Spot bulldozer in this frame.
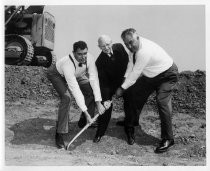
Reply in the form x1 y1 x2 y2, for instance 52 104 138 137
5 5 55 67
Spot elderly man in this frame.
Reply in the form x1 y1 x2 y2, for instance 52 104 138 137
46 41 105 149
116 28 178 153
93 35 129 143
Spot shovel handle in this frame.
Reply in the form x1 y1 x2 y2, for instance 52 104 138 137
66 114 100 150
66 100 112 150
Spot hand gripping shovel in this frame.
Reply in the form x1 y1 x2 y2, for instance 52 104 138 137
66 100 112 150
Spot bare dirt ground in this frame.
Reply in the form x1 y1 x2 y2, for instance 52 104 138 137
4 66 206 166
5 100 206 166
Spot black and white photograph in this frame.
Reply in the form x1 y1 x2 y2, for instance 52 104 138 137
1 0 209 170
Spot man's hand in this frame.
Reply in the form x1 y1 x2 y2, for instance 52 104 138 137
103 100 112 109
115 87 125 98
83 110 93 124
96 101 106 115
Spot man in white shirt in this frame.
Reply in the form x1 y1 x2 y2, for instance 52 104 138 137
116 28 178 153
47 41 105 149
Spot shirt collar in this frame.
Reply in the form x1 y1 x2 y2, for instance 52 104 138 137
107 48 113 57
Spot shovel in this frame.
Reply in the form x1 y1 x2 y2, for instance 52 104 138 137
66 100 112 150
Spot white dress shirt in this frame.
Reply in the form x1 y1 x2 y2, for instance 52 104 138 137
122 37 173 90
56 52 102 111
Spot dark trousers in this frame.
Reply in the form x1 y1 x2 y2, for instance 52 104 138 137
124 63 178 140
96 86 115 136
96 83 140 136
46 65 95 133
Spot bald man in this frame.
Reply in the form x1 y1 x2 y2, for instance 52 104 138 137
93 35 129 143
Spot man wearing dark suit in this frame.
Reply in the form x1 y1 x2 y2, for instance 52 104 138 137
93 35 129 143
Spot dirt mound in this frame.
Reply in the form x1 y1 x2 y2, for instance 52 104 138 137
147 70 206 117
173 70 206 115
5 65 206 116
5 66 56 102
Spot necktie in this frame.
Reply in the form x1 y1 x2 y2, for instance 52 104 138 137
133 53 136 64
78 63 83 67
109 53 115 61
108 52 112 57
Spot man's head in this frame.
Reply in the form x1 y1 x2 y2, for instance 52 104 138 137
98 35 112 54
73 41 88 64
121 28 140 53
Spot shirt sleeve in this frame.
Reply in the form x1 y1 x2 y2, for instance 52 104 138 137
62 62 87 112
122 51 151 89
87 54 102 102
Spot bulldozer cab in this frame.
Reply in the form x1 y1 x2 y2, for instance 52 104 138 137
32 12 55 51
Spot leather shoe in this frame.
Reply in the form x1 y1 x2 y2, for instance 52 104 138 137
127 133 135 145
55 132 67 149
93 135 102 143
155 139 174 153
125 127 135 145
